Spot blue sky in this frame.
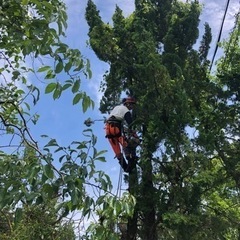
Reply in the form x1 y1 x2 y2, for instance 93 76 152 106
28 0 239 191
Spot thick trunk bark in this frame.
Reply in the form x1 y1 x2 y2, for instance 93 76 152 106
141 156 157 240
127 168 138 240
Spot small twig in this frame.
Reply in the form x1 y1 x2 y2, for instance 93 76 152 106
85 181 115 196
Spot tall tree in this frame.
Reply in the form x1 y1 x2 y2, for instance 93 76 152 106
86 0 240 239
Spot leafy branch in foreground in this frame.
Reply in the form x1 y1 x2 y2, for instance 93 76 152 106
0 1 136 239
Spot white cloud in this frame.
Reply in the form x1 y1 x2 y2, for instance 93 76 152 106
200 0 239 37
86 73 105 109
94 0 135 21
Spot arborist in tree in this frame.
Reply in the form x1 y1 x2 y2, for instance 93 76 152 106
105 97 140 173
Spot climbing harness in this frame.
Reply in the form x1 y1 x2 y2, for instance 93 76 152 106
105 116 122 138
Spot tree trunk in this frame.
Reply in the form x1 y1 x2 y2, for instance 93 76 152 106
141 156 157 240
127 168 138 240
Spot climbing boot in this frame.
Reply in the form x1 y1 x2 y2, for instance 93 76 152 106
126 159 136 173
126 154 140 173
117 154 128 172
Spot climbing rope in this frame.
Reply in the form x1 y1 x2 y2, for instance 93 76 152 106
210 0 231 71
116 165 123 199
115 166 123 234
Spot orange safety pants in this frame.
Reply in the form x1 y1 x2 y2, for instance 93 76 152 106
105 122 127 158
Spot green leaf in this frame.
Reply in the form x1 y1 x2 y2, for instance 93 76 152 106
86 59 92 78
45 82 57 93
64 61 72 72
72 79 80 93
25 192 39 203
73 93 82 105
41 135 48 138
35 196 43 205
100 178 108 191
55 61 64 73
115 201 122 215
94 150 107 158
45 70 56 79
14 208 23 225
53 85 62 100
43 183 55 197
12 70 20 79
30 85 40 105
71 188 79 207
54 147 64 153
73 59 84 71
45 138 58 147
22 0 28 5
42 1 54 10
92 135 97 146
96 195 105 206
38 66 51 72
24 102 31 111
43 164 54 179
82 95 91 113
62 83 72 90
57 19 63 36
95 157 106 162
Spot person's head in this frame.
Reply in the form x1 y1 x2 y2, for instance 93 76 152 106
122 97 136 110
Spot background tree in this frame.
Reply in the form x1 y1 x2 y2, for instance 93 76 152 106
0 201 75 240
86 0 240 239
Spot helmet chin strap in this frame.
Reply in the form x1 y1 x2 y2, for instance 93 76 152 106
126 103 132 109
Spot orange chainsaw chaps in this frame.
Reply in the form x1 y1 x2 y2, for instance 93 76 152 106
105 123 128 157
105 123 120 137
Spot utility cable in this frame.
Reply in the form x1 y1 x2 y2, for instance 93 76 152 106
210 0 231 71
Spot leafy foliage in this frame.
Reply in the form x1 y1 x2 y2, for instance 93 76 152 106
0 203 75 240
0 0 136 239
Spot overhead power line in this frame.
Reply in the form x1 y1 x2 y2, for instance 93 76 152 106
210 0 231 71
